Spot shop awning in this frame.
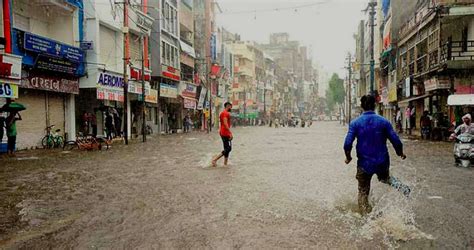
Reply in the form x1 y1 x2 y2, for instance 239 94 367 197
180 41 196 58
448 94 474 106
398 94 431 105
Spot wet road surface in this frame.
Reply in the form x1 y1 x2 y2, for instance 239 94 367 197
0 122 473 249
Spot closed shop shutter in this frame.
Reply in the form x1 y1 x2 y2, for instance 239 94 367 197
16 89 46 149
15 90 65 149
48 93 66 138
99 25 119 72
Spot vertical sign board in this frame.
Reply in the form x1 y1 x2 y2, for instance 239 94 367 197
197 87 207 110
405 77 411 97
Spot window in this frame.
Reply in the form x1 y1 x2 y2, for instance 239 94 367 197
170 10 175 34
164 3 170 31
171 45 175 67
166 43 171 65
161 41 165 64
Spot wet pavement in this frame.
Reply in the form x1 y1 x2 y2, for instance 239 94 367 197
0 122 473 249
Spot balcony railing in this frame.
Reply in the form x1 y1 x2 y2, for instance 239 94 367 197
441 40 474 62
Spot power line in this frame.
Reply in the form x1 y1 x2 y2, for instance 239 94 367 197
219 0 331 15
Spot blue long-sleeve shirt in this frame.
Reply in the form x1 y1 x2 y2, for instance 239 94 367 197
344 111 403 175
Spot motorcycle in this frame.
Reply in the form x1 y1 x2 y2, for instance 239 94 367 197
453 133 474 168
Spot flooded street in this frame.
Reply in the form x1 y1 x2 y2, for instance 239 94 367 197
1 122 473 249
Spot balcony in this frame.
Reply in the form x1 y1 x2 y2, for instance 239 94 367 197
440 40 474 69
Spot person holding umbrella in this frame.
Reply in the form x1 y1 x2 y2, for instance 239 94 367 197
2 99 25 155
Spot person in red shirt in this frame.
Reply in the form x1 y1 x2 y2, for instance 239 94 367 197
212 102 233 167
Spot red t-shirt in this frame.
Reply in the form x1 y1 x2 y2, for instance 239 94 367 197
219 110 232 137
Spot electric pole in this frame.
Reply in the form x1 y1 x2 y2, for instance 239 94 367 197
346 53 353 124
122 0 130 145
368 0 377 96
141 35 146 143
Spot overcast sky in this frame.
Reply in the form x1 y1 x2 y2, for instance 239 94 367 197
216 0 369 79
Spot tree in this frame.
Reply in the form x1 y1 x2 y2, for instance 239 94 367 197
325 73 345 112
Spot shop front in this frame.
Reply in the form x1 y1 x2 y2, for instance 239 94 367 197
159 82 180 134
77 69 125 138
0 53 22 150
11 30 84 149
179 81 198 131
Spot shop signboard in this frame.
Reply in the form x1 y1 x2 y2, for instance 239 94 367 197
405 77 411 97
179 81 197 98
35 55 79 75
161 65 181 81
96 71 125 101
128 81 151 95
0 83 18 98
22 75 80 94
424 77 450 92
97 71 124 88
97 88 124 102
197 87 207 110
80 41 94 50
145 89 158 104
24 32 84 62
160 83 178 98
0 53 22 81
183 98 197 109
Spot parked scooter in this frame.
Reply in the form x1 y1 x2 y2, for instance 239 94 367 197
453 133 474 168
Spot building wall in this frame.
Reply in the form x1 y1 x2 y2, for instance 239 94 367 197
12 0 78 45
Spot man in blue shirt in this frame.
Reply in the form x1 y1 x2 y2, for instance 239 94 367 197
344 95 406 214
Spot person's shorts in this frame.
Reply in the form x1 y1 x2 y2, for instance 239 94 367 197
221 136 232 158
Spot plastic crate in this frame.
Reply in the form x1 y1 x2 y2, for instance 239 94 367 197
0 143 7 153
0 142 15 153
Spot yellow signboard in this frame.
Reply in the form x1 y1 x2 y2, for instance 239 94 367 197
388 87 397 103
0 83 19 98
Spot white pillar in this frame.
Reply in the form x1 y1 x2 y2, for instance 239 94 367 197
65 94 76 141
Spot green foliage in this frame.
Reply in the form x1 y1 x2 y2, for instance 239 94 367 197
325 73 346 112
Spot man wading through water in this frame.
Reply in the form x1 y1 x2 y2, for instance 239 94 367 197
344 95 407 215
212 102 233 167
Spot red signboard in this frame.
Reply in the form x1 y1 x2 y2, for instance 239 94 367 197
163 71 180 81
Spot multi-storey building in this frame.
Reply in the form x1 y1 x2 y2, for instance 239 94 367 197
4 0 85 149
79 0 154 140
394 0 474 136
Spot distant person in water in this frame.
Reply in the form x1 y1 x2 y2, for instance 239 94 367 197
344 95 407 215
212 102 233 167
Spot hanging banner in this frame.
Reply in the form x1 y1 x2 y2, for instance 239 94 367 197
197 87 207 110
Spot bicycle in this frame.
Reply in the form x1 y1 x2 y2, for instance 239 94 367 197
42 125 64 149
63 133 109 151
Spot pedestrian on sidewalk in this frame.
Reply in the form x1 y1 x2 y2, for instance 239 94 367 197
105 109 115 141
6 110 22 156
344 95 407 215
212 102 233 167
420 111 432 140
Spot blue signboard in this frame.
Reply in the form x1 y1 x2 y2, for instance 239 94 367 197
24 32 84 63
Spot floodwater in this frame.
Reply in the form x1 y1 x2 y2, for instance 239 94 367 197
0 122 472 249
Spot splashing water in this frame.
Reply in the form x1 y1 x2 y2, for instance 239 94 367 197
199 153 216 168
334 174 434 248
